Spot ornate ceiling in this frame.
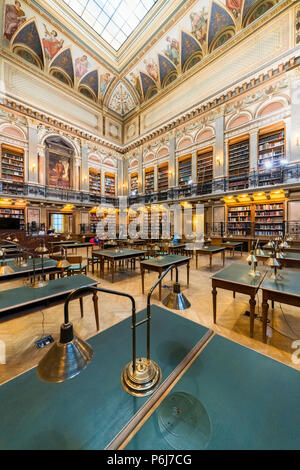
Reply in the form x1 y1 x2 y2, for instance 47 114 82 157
2 0 283 118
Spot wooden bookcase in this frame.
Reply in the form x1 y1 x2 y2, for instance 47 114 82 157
178 155 192 187
105 173 115 196
158 164 168 192
258 127 285 186
197 148 213 185
254 202 284 237
1 145 24 182
130 172 138 193
145 168 154 194
227 199 285 238
227 205 252 236
89 168 101 194
0 207 25 230
228 138 250 191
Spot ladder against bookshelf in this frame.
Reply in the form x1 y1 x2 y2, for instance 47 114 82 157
158 164 168 192
227 205 251 236
228 138 250 191
197 148 213 185
105 172 115 196
1 145 24 183
255 202 284 237
145 168 155 194
89 168 101 194
130 172 138 193
0 207 25 230
178 155 192 187
258 128 285 171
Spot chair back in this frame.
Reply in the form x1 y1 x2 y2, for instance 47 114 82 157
67 256 82 267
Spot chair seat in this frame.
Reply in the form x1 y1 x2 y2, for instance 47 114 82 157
68 264 87 271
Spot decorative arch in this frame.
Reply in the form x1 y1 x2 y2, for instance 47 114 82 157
79 69 99 100
256 100 285 118
0 123 26 140
144 153 155 163
177 136 193 151
145 86 159 101
50 47 74 86
157 147 169 159
158 54 177 87
209 26 235 52
103 158 117 168
208 2 235 50
130 159 139 168
78 86 96 101
181 30 202 72
11 19 44 69
243 0 276 27
140 72 157 101
195 128 214 143
41 133 78 155
107 81 136 116
227 112 252 130
88 154 102 164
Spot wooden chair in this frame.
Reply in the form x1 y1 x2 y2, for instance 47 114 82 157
67 256 87 275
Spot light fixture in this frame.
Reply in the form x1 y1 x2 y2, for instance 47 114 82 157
297 136 300 147
264 161 273 169
162 266 191 310
0 248 12 276
247 250 260 278
6 235 12 241
38 285 162 398
216 156 221 165
31 163 36 171
266 254 283 280
31 244 48 288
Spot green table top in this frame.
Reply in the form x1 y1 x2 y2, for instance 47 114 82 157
212 263 265 287
7 258 57 273
49 240 77 245
0 274 97 313
62 243 93 248
93 248 145 258
221 241 243 247
198 246 226 253
0 307 209 450
260 251 300 261
140 255 190 268
261 269 300 297
126 335 300 450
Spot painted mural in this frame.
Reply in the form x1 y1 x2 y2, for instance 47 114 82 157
2 0 116 100
48 152 71 189
125 0 278 102
108 82 136 116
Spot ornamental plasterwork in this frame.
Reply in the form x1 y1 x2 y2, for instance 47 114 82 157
108 82 136 117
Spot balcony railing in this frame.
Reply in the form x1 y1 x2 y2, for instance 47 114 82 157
1 162 300 207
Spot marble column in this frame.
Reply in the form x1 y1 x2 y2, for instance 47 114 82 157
27 121 39 184
168 132 176 187
214 114 226 179
81 142 89 191
249 129 259 171
192 151 197 183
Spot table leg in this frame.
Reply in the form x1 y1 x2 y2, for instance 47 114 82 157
187 262 190 287
212 285 217 324
141 267 145 294
159 270 162 301
210 254 212 271
111 260 115 283
233 291 236 299
93 291 100 331
240 246 243 257
262 295 269 344
196 253 198 270
249 295 256 338
222 250 225 267
79 297 84 318
92 255 95 274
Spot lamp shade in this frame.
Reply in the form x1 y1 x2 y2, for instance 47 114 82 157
247 252 257 264
35 245 48 254
56 259 71 269
162 282 191 310
266 256 281 268
13 237 19 243
265 240 274 249
37 323 93 383
6 235 12 241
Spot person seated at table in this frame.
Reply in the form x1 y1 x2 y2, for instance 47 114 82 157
172 233 180 244
89 236 101 247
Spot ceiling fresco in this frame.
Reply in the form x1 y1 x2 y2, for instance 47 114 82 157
2 0 281 116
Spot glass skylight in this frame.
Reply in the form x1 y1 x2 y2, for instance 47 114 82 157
63 0 158 51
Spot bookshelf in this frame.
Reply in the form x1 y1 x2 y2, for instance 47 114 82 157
178 156 192 187
158 164 168 192
1 145 24 182
0 207 25 230
89 168 101 194
227 205 252 236
258 128 285 186
255 202 284 237
105 173 115 196
197 149 213 185
228 139 249 191
145 168 154 194
130 173 138 193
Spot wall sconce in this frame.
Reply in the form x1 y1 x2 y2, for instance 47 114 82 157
31 163 36 172
83 176 87 183
297 136 300 147
216 156 221 166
